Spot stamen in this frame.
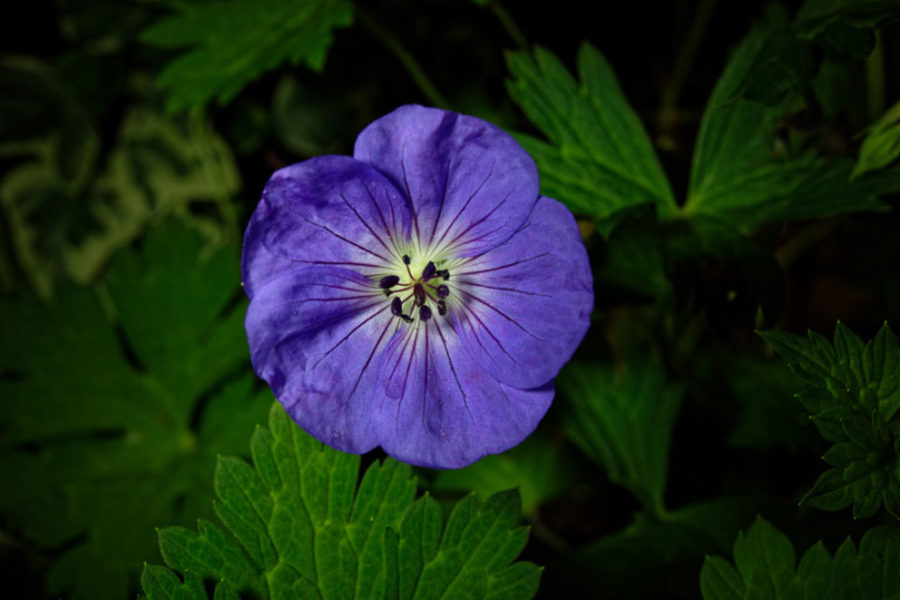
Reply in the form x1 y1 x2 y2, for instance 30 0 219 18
391 297 403 316
436 284 449 298
419 305 433 321
379 275 400 289
413 284 426 306
437 269 450 280
402 254 411 265
437 300 447 316
422 261 437 280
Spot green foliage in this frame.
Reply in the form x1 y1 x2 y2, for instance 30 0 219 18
759 323 900 519
1 67 240 298
738 5 816 105
854 101 900 179
505 43 676 232
795 0 900 59
726 356 818 450
683 17 887 231
431 432 580 516
0 221 270 600
558 360 683 514
142 0 354 113
142 403 542 600
700 516 900 599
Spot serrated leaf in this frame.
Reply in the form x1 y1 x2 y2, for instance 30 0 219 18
558 360 683 513
854 101 900 179
142 0 354 113
701 517 900 599
505 43 675 230
0 221 271 600
759 323 900 519
684 17 887 231
143 404 542 599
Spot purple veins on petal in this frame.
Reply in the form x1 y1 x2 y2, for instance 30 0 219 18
243 104 593 469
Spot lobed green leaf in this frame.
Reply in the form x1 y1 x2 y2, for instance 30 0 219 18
142 404 542 599
142 0 354 113
0 221 271 600
701 516 900 599
557 360 683 514
505 43 676 231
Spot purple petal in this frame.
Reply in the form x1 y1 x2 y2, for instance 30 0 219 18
242 155 411 299
371 317 554 468
246 266 396 454
449 196 593 388
353 105 539 257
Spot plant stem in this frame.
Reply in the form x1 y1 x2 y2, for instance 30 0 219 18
356 6 451 109
657 0 717 150
488 2 528 50
865 28 886 122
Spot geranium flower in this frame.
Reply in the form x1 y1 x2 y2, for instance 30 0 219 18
243 105 593 468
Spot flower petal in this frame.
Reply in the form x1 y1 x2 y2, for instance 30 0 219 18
241 155 411 299
371 318 554 468
449 196 593 388
246 266 397 454
353 105 539 257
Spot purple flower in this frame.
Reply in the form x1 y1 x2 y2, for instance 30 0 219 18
243 105 593 468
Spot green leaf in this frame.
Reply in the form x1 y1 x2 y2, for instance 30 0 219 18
142 0 354 113
431 431 581 516
759 323 900 519
505 43 676 230
739 5 816 105
701 516 900 599
853 101 900 179
684 18 888 231
143 403 542 599
795 0 900 59
0 221 271 600
558 360 683 513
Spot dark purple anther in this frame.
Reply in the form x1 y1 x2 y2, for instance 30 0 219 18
437 269 450 280
380 275 400 289
414 284 426 306
422 261 437 280
436 284 449 298
437 300 447 316
402 254 411 265
419 305 433 321
391 297 403 316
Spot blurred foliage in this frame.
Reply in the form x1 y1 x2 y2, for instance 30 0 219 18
142 404 541 600
701 517 900 599
0 222 271 600
142 0 354 113
854 100 900 178
0 59 240 297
